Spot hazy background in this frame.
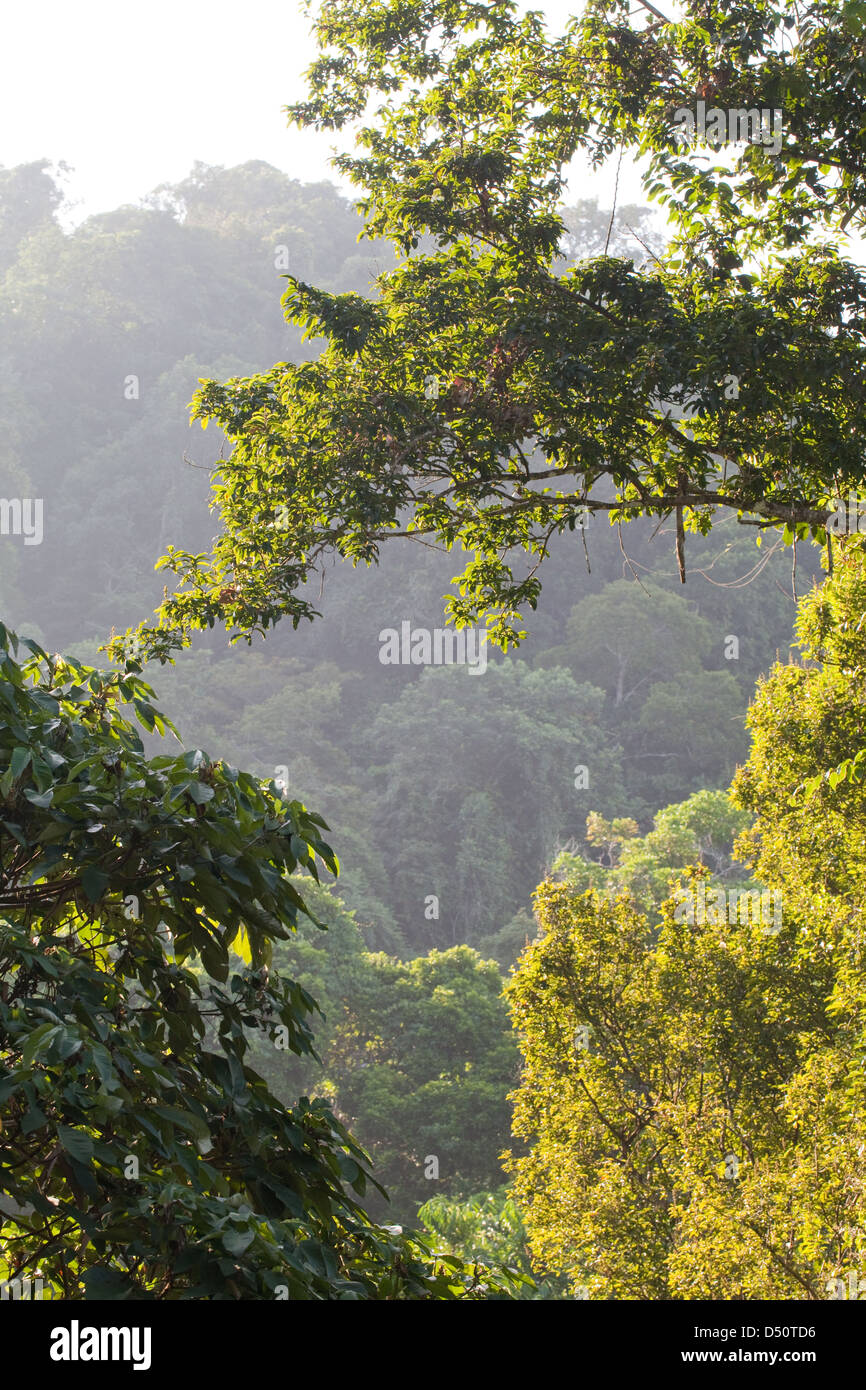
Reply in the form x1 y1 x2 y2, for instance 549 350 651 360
3 0 650 224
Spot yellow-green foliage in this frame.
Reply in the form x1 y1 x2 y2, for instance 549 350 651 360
505 541 866 1300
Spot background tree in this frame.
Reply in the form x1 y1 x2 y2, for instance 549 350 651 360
552 790 753 921
320 945 518 1223
362 660 625 949
537 582 714 710
418 1187 567 1299
0 160 65 275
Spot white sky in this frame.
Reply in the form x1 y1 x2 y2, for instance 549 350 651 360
0 0 646 224
4 0 860 264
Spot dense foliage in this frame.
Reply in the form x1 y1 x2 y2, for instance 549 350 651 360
111 0 866 660
0 626 511 1298
506 541 866 1298
0 155 810 952
4 0 865 1303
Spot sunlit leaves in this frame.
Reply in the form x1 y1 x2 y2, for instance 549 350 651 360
112 2 866 660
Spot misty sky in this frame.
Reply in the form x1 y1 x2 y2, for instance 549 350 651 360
6 0 862 265
2 0 643 223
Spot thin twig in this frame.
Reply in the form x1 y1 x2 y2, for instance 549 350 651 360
633 0 673 23
624 221 666 269
618 520 652 596
604 144 625 257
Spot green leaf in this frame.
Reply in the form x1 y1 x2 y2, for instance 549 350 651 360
222 1227 255 1256
21 1023 60 1066
152 1105 211 1144
9 746 31 779
0 1075 21 1102
22 1105 48 1134
23 788 54 808
81 866 109 902
58 1125 94 1165
83 1267 135 1300
187 781 215 805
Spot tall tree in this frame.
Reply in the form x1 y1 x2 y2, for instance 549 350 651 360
114 0 866 663
505 540 866 1298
